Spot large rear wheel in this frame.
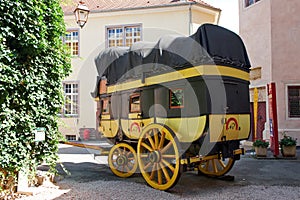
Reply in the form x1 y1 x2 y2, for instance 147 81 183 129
137 124 181 191
108 142 138 178
198 154 235 177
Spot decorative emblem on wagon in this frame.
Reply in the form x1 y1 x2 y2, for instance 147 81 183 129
225 117 240 131
130 122 141 135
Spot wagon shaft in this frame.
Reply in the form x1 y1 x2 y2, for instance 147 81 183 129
61 141 110 155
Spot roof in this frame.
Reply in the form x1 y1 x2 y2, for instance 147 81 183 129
93 24 251 89
62 0 220 14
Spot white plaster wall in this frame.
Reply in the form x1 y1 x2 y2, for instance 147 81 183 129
61 5 218 137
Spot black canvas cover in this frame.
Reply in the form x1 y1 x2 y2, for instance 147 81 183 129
92 24 251 97
94 46 130 84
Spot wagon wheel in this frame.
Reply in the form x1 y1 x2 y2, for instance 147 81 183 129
108 142 138 178
137 124 181 191
198 154 235 177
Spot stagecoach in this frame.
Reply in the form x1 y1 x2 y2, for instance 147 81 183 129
92 24 251 190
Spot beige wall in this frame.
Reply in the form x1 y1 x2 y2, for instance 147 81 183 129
61 5 219 139
239 0 300 141
239 0 272 87
271 0 300 136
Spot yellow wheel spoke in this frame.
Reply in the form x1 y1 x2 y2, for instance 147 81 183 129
217 159 226 169
160 163 170 182
150 164 156 180
146 133 156 150
162 154 176 159
157 168 162 185
140 153 148 158
212 159 218 173
125 166 130 172
141 142 153 152
117 148 122 155
158 131 165 150
162 159 175 172
205 161 209 171
153 128 159 149
160 141 172 154
144 161 153 171
126 151 132 157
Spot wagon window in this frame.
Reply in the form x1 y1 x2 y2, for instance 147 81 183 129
130 94 140 113
101 98 110 114
170 88 184 108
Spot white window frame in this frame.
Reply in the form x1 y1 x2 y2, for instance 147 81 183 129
64 28 80 57
245 0 261 7
286 84 300 120
105 24 142 48
62 81 80 117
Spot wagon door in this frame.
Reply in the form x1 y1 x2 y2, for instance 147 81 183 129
99 97 118 138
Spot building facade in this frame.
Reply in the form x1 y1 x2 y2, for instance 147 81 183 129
61 0 220 140
239 0 300 142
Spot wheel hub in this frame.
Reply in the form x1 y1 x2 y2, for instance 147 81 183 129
116 155 128 166
149 150 161 163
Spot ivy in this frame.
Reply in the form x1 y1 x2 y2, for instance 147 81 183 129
0 0 71 192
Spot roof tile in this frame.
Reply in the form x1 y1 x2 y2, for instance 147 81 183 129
62 0 219 14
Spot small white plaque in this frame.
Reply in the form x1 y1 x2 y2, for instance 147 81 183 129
34 127 46 142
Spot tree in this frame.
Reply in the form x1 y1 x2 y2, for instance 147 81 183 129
0 0 71 193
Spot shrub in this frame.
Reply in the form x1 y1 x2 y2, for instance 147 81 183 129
280 135 297 147
253 139 269 148
0 0 71 195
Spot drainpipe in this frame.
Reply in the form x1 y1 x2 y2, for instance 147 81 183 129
189 3 192 35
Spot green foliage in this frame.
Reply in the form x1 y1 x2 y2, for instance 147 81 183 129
253 139 269 148
0 0 71 183
280 135 297 147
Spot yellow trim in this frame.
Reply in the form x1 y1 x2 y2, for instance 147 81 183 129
107 65 249 93
101 115 111 120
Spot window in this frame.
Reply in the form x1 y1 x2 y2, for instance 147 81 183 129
66 135 76 141
106 24 142 47
63 82 79 116
245 0 260 7
64 30 79 56
170 88 184 109
288 86 300 118
101 98 110 114
130 94 140 113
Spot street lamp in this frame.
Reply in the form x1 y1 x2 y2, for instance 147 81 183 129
74 1 90 28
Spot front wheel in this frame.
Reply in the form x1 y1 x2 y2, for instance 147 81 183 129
137 123 181 191
108 142 138 178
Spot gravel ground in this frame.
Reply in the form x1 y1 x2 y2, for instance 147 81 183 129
17 144 300 200
20 178 300 200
